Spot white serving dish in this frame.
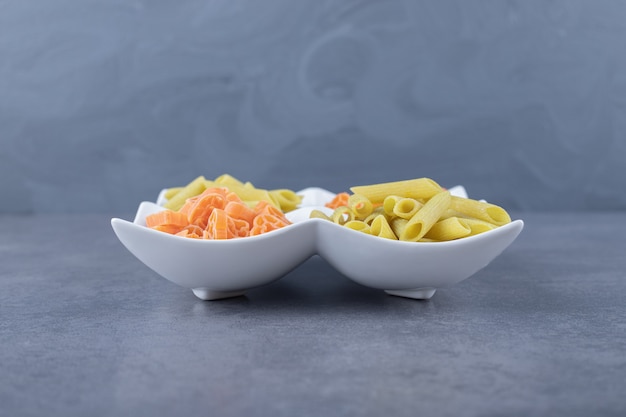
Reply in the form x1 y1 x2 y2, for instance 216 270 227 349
111 186 523 301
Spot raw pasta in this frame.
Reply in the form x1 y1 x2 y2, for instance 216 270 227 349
269 189 302 212
399 191 451 241
162 174 303 213
343 220 371 234
348 194 374 219
423 217 471 241
391 198 423 220
382 195 403 216
310 209 332 221
163 176 208 211
350 178 443 204
449 196 511 226
148 179 294 239
363 207 387 225
331 206 354 225
370 215 397 240
312 177 512 242
457 217 498 236
389 217 408 239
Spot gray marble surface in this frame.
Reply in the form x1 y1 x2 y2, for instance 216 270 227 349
1 212 625 417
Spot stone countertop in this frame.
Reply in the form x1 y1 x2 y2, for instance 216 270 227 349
1 212 625 417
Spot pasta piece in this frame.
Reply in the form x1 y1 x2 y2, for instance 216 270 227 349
370 215 398 240
250 202 292 235
392 198 423 220
457 217 498 236
438 208 462 220
226 185 280 208
309 209 332 221
254 201 290 221
214 174 245 188
325 192 350 209
450 196 511 226
146 210 189 229
203 208 250 239
343 220 371 234
382 195 403 216
331 206 354 225
228 216 250 238
152 224 186 235
164 187 183 200
348 194 374 220
224 201 257 227
239 200 259 209
423 217 471 241
225 191 243 203
269 189 302 212
362 207 388 225
163 176 207 211
175 224 205 239
253 200 272 214
389 217 408 239
350 178 443 204
185 190 227 229
205 208 230 240
400 191 451 242
178 187 226 215
250 213 290 236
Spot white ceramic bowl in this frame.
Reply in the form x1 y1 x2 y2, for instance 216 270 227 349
111 186 523 300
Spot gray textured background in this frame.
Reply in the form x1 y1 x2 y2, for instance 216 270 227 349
1 0 625 213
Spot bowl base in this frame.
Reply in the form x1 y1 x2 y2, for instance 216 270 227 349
385 288 437 300
192 288 246 301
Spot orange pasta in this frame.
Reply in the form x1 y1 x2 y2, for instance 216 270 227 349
258 202 290 222
205 208 230 240
250 213 290 236
225 191 242 203
224 201 257 227
325 192 350 209
228 217 250 238
146 210 189 229
252 200 272 214
179 188 226 214
249 202 291 236
152 224 186 235
186 193 226 229
175 224 205 239
147 183 291 239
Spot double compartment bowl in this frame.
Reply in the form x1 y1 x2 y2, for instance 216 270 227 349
111 186 524 301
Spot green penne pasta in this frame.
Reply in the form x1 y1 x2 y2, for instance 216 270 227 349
343 220 371 234
348 194 374 220
400 191 451 242
424 217 471 241
370 215 398 240
457 217 498 236
310 209 332 221
450 196 511 226
392 198 423 220
269 189 302 212
163 176 207 211
350 178 443 204
332 206 354 225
